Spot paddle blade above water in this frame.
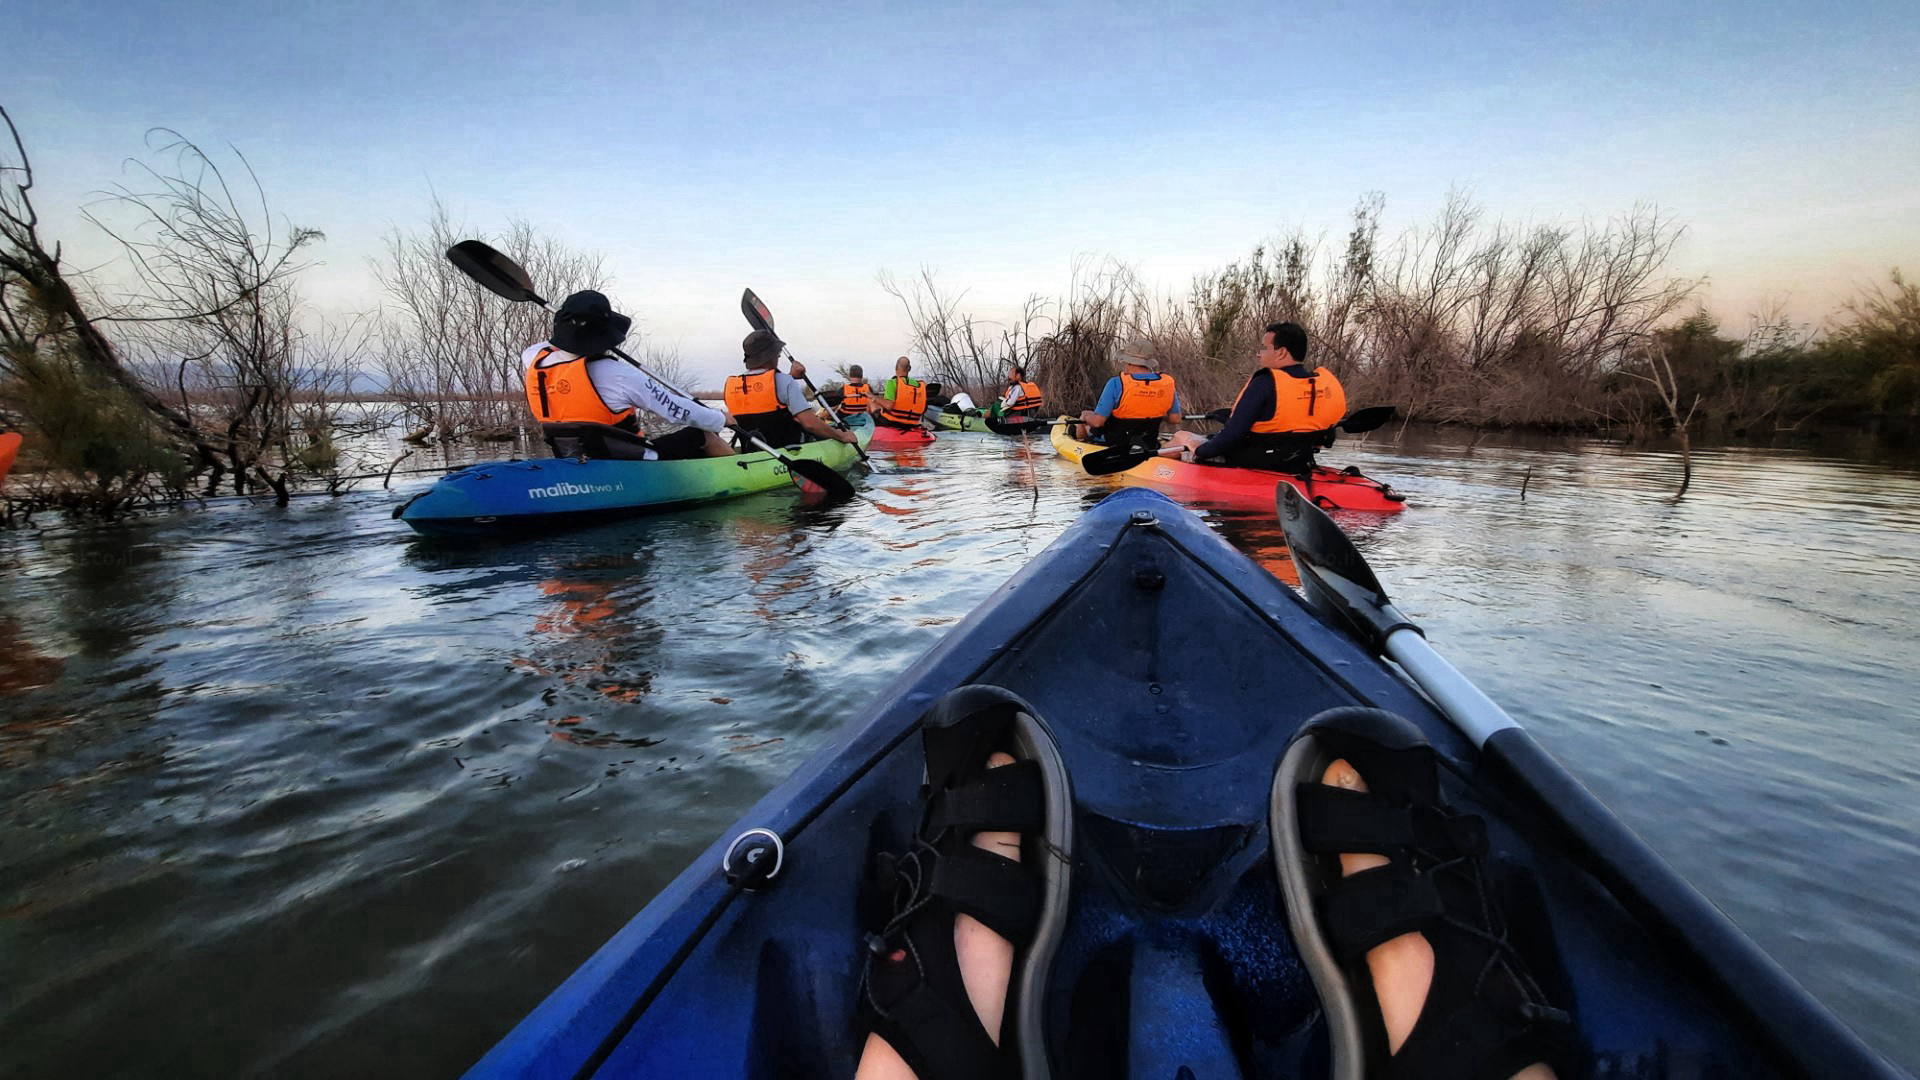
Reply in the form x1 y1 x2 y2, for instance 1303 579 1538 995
447 241 545 305
1277 486 1406 649
741 289 775 332
1338 405 1395 434
1080 442 1156 476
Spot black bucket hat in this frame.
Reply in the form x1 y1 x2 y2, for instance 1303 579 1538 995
551 291 632 356
742 328 786 367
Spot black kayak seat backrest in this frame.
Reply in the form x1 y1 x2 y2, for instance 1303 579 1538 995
540 422 653 461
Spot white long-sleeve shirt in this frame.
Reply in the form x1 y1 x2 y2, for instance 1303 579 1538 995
522 342 727 433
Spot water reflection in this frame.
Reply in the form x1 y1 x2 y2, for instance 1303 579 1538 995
0 428 1916 1075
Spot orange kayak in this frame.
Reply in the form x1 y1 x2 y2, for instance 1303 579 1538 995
0 432 20 490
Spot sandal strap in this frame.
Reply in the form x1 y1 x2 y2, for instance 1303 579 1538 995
1317 862 1446 962
867 976 1008 1080
927 759 1043 835
929 848 1039 943
1296 784 1487 857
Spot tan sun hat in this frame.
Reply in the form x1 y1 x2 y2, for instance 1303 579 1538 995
1112 338 1160 371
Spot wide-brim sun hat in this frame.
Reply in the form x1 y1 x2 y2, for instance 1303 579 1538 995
551 290 632 356
1112 338 1160 371
742 329 787 365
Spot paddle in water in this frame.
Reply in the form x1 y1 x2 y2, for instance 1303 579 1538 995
1080 405 1396 476
445 241 856 504
740 288 872 462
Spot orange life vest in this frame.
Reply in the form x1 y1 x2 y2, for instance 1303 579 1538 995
880 377 927 426
1111 372 1177 420
1239 366 1347 434
725 369 808 446
840 380 872 411
524 347 635 427
1005 379 1044 414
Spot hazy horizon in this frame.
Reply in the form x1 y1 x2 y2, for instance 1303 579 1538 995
8 1 1916 385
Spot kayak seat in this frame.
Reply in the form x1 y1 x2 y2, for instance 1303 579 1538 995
539 421 654 461
1272 707 1573 1080
857 686 1073 1080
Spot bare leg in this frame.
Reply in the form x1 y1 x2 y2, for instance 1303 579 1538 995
1322 759 1557 1080
855 751 1021 1079
700 431 735 457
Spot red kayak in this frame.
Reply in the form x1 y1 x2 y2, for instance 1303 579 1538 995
1052 423 1405 513
868 423 935 450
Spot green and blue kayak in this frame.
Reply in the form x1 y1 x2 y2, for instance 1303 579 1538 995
395 421 871 535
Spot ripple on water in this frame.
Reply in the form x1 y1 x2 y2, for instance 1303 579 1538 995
0 428 1916 1074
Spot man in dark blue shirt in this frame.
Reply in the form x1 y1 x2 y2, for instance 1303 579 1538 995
1160 321 1346 473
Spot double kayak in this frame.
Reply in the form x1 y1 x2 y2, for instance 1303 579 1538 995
395 420 871 535
1052 421 1406 513
468 489 1900 1079
869 422 936 449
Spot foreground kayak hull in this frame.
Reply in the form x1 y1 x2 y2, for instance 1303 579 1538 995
1052 421 1406 513
868 423 936 449
397 423 870 535
468 489 1898 1079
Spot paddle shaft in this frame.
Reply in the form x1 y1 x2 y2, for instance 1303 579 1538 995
738 288 873 459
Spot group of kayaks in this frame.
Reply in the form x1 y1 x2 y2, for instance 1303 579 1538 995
396 404 1401 535
465 488 1905 1079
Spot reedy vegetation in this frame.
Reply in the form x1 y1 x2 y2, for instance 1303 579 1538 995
885 193 1917 441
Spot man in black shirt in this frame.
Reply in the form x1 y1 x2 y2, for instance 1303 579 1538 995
1159 321 1346 473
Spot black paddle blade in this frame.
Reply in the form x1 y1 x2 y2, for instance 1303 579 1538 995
1338 405 1396 434
785 457 855 503
1278 487 1415 649
1080 441 1156 476
741 288 775 332
447 241 546 305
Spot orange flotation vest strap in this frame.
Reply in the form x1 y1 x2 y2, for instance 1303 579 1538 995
524 347 636 429
880 377 927 426
1111 372 1176 420
1005 379 1045 414
1242 366 1347 434
725 369 808 446
840 380 872 411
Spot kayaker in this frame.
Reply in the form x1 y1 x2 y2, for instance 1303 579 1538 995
839 365 874 415
851 694 1568 1080
523 291 734 460
1076 338 1183 449
727 329 861 448
1159 321 1346 472
998 366 1045 419
875 356 930 432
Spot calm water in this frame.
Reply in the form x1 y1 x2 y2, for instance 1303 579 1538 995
2 429 1917 1077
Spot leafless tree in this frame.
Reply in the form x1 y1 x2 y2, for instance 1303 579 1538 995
375 203 609 438
1 108 215 471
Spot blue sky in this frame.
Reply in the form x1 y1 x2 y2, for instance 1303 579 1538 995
8 0 1918 382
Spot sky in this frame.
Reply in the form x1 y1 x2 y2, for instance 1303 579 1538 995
6 0 1918 385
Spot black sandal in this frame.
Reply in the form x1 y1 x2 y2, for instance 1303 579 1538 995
858 685 1074 1080
1271 707 1571 1080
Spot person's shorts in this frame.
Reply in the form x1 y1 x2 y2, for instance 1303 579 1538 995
647 426 712 461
